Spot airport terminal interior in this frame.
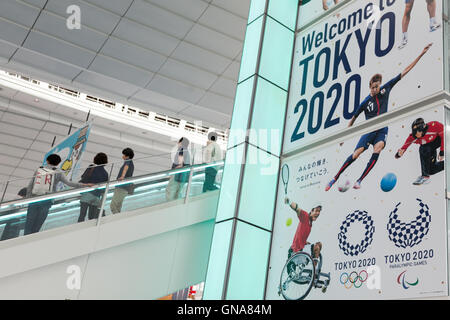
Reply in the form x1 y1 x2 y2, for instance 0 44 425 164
0 0 449 300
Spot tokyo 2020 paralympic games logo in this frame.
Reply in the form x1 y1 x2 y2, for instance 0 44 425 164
397 271 419 289
338 210 375 256
387 199 431 249
340 270 368 289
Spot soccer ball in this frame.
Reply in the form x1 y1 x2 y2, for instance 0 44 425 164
338 180 351 192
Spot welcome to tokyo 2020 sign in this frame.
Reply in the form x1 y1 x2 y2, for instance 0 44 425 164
267 106 448 300
283 0 444 153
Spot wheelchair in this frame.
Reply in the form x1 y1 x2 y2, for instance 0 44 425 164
278 250 330 300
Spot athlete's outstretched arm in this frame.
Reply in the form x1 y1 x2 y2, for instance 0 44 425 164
285 197 302 216
401 43 433 79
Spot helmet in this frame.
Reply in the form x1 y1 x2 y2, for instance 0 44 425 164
411 118 428 138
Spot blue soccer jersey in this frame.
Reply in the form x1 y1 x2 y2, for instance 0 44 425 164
354 74 402 121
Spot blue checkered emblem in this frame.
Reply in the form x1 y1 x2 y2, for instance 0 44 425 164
338 210 375 256
387 199 431 248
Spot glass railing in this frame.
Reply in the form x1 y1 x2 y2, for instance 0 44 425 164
0 161 224 242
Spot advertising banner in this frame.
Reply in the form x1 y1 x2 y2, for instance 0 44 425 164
43 123 92 190
284 0 444 154
298 0 341 28
267 106 448 299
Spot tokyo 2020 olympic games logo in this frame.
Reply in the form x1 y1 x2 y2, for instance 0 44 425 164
387 199 431 249
338 210 375 256
340 270 368 289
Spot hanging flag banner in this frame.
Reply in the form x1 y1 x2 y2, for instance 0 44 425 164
284 0 444 154
267 106 448 300
43 122 92 191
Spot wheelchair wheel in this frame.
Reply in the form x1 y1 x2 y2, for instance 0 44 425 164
279 252 315 300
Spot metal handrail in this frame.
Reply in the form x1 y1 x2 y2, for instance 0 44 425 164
0 161 224 209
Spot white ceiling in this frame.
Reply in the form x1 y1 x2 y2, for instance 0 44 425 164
0 0 251 130
0 84 184 201
0 0 250 201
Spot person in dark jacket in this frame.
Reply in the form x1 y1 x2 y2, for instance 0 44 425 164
78 153 109 222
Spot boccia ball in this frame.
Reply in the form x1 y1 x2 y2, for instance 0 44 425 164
381 173 397 192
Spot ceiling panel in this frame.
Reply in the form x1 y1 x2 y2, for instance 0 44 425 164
33 11 109 52
131 89 188 113
0 18 30 46
0 133 33 149
84 0 134 16
159 58 218 90
198 5 247 41
0 41 18 61
113 19 180 56
22 31 96 69
1 112 45 129
0 163 18 175
20 0 47 8
88 55 154 88
74 71 140 97
222 60 241 80
146 0 209 21
101 37 166 73
147 74 205 104
209 76 237 98
171 41 232 75
45 0 122 34
0 144 27 158
212 0 251 19
198 91 234 114
179 105 231 129
126 0 194 39
185 24 242 59
0 121 39 138
0 1 40 28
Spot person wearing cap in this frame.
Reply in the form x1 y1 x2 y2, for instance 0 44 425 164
284 197 322 268
202 132 223 192
395 118 444 185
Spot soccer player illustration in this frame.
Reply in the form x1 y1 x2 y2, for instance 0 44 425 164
325 43 433 191
399 0 441 49
395 118 444 185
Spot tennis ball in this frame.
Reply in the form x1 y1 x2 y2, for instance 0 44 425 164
286 218 292 227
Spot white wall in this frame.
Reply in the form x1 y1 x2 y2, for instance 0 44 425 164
0 191 219 299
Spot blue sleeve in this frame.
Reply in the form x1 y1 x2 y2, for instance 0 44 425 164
381 73 401 92
354 96 369 118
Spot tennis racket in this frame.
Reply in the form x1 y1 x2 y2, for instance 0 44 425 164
281 164 289 195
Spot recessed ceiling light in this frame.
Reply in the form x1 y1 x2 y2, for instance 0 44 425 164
34 98 39 102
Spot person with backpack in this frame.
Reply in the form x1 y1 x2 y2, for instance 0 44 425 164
78 153 109 222
24 154 87 235
110 148 135 214
202 132 223 192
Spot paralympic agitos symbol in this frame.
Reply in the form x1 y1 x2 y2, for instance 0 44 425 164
387 199 431 249
397 271 419 289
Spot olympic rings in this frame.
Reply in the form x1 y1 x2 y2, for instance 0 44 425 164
339 270 368 289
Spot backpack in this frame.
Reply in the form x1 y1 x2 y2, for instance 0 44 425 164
31 167 56 196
